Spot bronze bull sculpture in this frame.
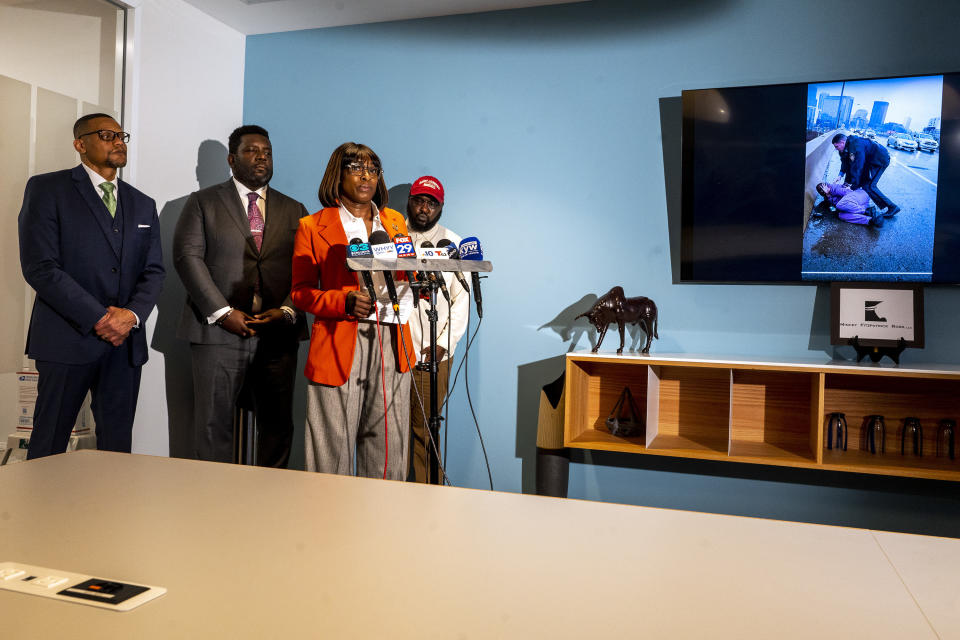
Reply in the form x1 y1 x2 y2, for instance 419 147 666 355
575 286 658 354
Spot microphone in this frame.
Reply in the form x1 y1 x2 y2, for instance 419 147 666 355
347 237 377 310
436 238 470 294
368 230 400 314
459 236 483 318
419 240 450 303
392 234 420 307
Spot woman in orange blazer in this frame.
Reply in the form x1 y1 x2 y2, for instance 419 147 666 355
291 142 415 478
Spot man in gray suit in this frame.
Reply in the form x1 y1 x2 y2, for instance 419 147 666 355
174 125 308 467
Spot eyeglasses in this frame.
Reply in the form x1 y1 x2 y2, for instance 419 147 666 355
343 162 382 177
79 129 131 143
408 195 440 211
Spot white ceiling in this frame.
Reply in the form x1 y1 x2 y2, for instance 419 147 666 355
179 0 586 35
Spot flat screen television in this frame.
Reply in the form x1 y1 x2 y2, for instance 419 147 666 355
680 72 960 283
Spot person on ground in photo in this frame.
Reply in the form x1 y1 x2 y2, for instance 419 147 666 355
815 181 883 227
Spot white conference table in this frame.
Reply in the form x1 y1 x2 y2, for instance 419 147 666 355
0 450 958 639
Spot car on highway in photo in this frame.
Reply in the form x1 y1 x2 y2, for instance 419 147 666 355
918 134 939 152
887 133 918 151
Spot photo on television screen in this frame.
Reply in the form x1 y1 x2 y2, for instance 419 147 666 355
802 75 943 282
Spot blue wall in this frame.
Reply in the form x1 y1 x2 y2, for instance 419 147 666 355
245 0 960 536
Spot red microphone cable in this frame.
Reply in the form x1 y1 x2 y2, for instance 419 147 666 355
373 307 389 479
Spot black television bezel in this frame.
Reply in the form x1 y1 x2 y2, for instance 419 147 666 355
679 70 955 286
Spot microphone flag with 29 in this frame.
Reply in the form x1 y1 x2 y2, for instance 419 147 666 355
392 234 416 258
392 234 420 307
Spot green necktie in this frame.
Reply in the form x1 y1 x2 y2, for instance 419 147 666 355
100 182 116 218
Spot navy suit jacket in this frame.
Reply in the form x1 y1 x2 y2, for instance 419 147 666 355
19 164 165 366
840 136 890 190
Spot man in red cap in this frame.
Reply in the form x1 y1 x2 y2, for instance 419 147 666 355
405 176 469 483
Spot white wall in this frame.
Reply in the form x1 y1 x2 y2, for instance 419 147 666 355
124 0 245 455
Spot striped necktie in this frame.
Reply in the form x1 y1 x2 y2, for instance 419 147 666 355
100 182 116 218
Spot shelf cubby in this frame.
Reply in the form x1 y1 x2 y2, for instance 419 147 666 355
647 365 729 455
565 357 648 452
729 370 819 464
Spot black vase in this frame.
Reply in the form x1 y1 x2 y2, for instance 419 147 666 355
827 412 847 452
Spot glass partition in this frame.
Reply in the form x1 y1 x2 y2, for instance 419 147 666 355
0 0 126 430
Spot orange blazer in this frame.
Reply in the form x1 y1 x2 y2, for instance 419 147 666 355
291 206 416 386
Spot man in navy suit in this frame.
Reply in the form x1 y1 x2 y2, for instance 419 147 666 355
18 113 164 459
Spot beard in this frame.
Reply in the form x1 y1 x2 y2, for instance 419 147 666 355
106 150 127 168
234 163 273 190
407 208 442 233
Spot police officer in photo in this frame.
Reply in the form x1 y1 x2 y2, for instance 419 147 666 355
832 133 900 226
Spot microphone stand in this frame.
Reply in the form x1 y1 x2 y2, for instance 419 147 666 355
345 254 492 487
415 275 445 485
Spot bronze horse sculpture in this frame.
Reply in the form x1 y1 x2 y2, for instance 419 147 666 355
575 286 658 354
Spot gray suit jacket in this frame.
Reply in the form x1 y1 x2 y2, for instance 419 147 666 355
173 179 308 345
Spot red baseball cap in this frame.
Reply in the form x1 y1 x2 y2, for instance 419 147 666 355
409 176 444 204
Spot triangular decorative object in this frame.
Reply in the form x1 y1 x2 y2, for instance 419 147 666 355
605 387 643 438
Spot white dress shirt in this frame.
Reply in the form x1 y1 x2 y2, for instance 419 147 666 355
232 176 268 221
339 203 414 325
407 223 469 362
80 161 120 211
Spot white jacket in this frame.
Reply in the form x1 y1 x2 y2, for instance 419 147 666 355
407 223 470 362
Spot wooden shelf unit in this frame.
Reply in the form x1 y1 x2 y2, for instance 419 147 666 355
564 353 960 481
